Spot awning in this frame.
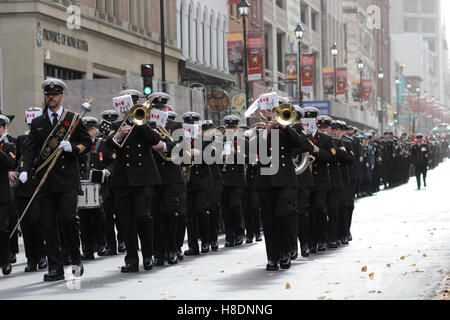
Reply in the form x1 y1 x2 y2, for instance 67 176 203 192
181 60 235 83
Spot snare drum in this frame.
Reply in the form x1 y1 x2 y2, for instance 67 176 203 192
78 181 102 209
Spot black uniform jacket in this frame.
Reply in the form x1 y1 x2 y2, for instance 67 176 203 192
0 140 16 203
340 136 355 185
15 133 36 197
151 119 186 186
256 125 313 190
310 130 333 191
21 109 93 195
221 134 249 187
105 120 161 188
411 143 430 167
292 123 315 188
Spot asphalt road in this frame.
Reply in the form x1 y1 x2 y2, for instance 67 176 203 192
1 161 449 300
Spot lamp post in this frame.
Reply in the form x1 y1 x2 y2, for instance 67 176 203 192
357 58 364 108
406 81 412 135
331 43 339 101
395 76 400 135
295 23 304 106
160 0 166 92
238 0 250 115
413 87 420 134
378 68 384 134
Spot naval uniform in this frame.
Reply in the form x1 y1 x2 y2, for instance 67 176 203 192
411 141 430 189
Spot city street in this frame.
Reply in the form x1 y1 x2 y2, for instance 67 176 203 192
1 162 449 300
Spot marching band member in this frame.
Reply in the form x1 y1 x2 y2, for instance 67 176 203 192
254 97 315 271
12 108 47 272
220 115 247 248
149 92 185 266
302 107 333 254
182 111 213 256
20 79 93 281
105 89 164 273
78 117 114 260
0 115 17 276
100 109 125 255
411 133 430 190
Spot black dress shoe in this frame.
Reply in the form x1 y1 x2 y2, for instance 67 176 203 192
210 241 219 251
201 246 210 254
9 254 16 264
266 261 279 271
176 249 184 261
81 253 95 261
246 237 254 244
224 241 235 248
153 257 164 266
44 269 64 281
118 242 126 253
38 257 48 270
348 234 352 241
121 264 139 273
184 248 200 256
318 242 328 252
255 234 263 242
72 262 84 277
25 262 38 272
97 247 107 256
168 252 178 265
290 250 298 260
329 241 339 249
341 237 349 245
143 258 154 270
301 244 310 257
234 235 244 246
310 244 318 254
103 249 117 256
2 263 12 275
280 256 291 269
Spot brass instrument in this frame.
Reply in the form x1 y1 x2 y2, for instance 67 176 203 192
182 162 194 183
154 125 175 162
113 100 153 148
274 103 297 126
294 152 316 175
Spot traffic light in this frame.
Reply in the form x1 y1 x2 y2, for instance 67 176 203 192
141 64 154 96
394 112 399 124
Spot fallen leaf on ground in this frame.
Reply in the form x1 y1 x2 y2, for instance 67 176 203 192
286 282 291 289
423 254 427 257
361 266 367 272
193 278 199 281
119 278 124 281
386 264 392 267
318 296 326 300
400 256 406 260
369 272 374 280
220 270 224 273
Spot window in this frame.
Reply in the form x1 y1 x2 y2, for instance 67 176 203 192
422 20 435 33
229 4 234 19
427 39 436 52
44 64 84 80
194 9 198 61
404 19 418 32
179 4 183 50
422 0 436 14
188 5 191 58
404 0 418 13
210 15 214 66
301 6 307 24
311 11 318 31
202 14 206 64
217 18 220 68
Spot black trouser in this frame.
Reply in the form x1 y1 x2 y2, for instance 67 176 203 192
39 191 81 272
296 186 311 249
16 195 45 264
258 188 296 262
326 188 341 243
78 207 106 255
221 186 244 243
242 188 261 240
0 203 11 267
186 189 210 251
114 187 154 266
152 183 184 259
8 201 19 256
415 165 427 188
309 189 328 247
209 180 223 245
103 192 123 252
176 189 187 251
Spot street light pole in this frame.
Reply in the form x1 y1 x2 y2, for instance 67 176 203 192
395 76 400 135
357 58 364 109
160 0 166 92
295 23 304 106
331 43 339 101
407 81 412 135
238 0 250 115
378 68 384 134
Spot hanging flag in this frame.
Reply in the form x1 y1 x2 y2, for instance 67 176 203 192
323 68 334 95
247 32 264 82
285 53 298 83
362 80 372 102
419 98 426 115
227 33 244 73
336 68 347 97
301 54 314 92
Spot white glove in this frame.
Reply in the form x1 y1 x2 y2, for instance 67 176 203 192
58 140 72 153
19 172 28 184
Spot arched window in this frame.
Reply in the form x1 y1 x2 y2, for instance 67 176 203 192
202 11 207 64
179 2 183 50
223 20 227 71
210 14 214 67
217 17 220 68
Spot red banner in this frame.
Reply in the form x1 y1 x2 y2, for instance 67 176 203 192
227 33 244 73
426 102 433 118
285 53 298 82
301 54 314 92
410 95 418 113
247 32 264 82
419 98 426 115
336 68 347 97
362 80 372 102
228 0 241 4
432 107 440 120
323 68 334 95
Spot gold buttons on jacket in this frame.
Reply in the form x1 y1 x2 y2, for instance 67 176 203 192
126 163 130 167
138 144 141 148
281 155 285 159
282 163 286 167
126 154 130 158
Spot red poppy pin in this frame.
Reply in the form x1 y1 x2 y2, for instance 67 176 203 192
65 121 70 127
313 139 318 144
0 145 3 151
92 145 96 151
